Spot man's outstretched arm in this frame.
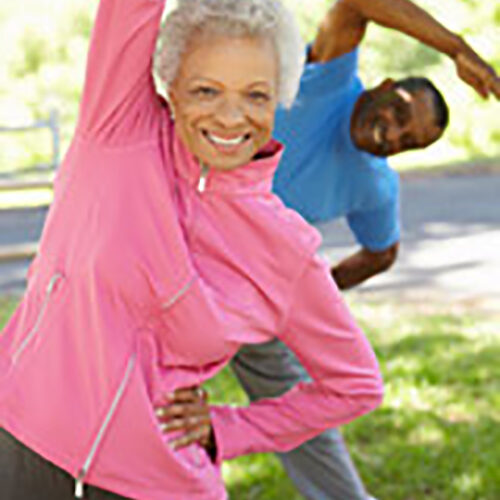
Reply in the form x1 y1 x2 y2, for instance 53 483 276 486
311 0 500 99
331 243 399 290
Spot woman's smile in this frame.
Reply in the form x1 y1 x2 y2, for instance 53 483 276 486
201 129 252 154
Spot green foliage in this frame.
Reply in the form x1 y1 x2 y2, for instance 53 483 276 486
0 0 97 173
12 32 49 78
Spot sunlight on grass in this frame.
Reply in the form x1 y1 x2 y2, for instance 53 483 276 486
407 424 445 446
453 472 482 497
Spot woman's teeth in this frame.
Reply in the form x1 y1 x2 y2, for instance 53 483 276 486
206 133 248 146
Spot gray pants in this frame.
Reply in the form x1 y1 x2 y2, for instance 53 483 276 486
231 339 369 500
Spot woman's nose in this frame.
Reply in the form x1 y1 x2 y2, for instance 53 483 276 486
215 98 246 127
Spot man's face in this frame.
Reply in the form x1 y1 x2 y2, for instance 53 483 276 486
350 79 444 157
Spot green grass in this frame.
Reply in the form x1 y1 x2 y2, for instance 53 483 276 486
0 297 17 327
1 297 498 499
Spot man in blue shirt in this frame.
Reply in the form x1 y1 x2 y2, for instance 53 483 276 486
230 1 500 499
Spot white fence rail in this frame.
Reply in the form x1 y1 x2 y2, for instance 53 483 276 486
0 112 59 261
0 110 59 190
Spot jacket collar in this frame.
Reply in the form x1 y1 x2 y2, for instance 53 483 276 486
171 130 283 195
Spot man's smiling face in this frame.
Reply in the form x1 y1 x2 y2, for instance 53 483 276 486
350 78 445 157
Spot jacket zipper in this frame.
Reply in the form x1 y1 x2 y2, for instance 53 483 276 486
12 272 64 364
73 271 199 497
74 354 137 498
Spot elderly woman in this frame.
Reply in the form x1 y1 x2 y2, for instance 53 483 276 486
0 0 383 499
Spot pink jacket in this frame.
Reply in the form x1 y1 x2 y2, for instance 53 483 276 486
0 1 383 499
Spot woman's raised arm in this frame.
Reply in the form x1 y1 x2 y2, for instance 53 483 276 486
76 0 167 144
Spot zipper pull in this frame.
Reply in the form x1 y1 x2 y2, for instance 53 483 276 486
75 472 85 498
198 164 209 193
46 272 63 294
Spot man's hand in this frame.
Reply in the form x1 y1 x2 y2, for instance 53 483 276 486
155 386 215 455
454 44 500 100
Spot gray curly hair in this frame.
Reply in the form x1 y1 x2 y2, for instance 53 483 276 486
155 0 305 108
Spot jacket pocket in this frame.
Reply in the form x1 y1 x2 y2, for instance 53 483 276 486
11 272 65 367
172 442 213 471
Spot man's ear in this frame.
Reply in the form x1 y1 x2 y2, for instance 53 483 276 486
378 78 395 91
368 78 396 97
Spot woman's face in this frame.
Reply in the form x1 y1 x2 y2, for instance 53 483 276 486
169 33 279 171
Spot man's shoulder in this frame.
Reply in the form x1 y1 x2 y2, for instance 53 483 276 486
297 48 361 99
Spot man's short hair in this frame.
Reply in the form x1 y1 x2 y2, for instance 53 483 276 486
396 77 450 131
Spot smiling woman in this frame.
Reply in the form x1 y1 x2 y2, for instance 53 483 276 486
168 34 279 170
0 1 383 499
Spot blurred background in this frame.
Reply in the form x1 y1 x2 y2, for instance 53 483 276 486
1 0 499 183
0 1 499 499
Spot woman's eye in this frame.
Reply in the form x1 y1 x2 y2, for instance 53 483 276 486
248 91 270 103
192 87 219 98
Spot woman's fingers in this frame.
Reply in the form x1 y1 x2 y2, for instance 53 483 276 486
155 386 208 420
164 386 208 403
169 425 212 450
154 385 212 449
156 402 206 420
160 414 212 433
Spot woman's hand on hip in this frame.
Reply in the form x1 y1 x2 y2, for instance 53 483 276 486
155 386 215 453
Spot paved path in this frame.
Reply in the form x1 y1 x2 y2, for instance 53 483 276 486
1 173 500 307
316 172 500 307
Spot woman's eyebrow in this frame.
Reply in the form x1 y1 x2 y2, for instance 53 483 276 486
186 76 219 84
247 80 272 88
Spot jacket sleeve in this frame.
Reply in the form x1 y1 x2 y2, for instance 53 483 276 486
76 0 167 144
210 254 383 461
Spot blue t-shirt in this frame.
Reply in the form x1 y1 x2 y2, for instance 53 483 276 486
272 49 400 251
